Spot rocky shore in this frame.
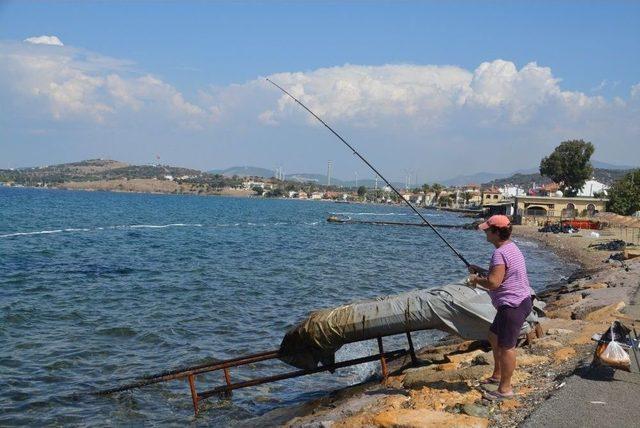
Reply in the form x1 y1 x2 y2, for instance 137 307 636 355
241 226 640 427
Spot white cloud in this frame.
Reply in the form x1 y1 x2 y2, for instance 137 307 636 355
24 35 64 46
255 60 620 127
1 40 205 126
1 38 638 176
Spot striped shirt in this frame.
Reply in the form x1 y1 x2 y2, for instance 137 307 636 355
488 241 532 308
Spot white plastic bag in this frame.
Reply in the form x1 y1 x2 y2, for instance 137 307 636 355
598 322 631 370
600 340 630 366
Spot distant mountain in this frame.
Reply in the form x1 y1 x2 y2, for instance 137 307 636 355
209 166 276 178
440 172 511 186
482 168 632 188
442 159 635 187
285 173 339 185
0 159 210 187
591 160 637 170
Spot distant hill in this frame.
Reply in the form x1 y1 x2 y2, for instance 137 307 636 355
591 160 637 170
209 165 407 188
482 167 633 189
441 172 511 186
209 166 276 178
2 159 205 185
443 160 635 187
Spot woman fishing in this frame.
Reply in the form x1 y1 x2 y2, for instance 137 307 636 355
467 215 533 400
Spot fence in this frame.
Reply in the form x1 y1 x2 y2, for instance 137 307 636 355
600 225 640 246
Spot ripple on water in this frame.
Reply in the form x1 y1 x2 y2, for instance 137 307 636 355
95 327 138 338
0 189 573 426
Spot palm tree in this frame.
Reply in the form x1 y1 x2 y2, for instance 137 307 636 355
421 183 431 207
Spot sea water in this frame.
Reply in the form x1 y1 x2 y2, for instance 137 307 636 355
0 188 571 425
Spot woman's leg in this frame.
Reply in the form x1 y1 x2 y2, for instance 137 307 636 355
498 346 516 394
488 331 501 379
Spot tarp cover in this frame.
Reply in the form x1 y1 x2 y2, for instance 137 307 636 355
279 279 545 369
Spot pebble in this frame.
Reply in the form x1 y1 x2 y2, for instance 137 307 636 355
546 328 574 335
462 403 490 418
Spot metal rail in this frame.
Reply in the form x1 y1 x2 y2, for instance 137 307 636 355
96 333 418 415
327 216 472 229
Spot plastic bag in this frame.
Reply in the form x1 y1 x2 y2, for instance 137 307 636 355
599 340 630 370
595 321 631 371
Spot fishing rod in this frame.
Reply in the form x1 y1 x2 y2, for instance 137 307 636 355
266 79 471 268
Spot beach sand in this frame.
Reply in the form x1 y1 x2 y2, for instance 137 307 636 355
241 226 640 427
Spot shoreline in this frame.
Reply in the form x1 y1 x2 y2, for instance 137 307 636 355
242 228 639 427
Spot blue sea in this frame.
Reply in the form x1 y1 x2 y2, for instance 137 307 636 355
0 188 572 426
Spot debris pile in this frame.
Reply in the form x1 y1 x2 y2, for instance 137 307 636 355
588 239 634 251
538 223 579 234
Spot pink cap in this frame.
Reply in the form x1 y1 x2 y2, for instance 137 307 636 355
478 215 511 230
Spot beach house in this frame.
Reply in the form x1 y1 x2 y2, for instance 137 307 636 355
513 195 608 225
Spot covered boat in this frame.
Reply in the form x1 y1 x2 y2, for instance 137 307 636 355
279 279 545 369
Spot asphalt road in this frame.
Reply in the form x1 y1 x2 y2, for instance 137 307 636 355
522 358 640 427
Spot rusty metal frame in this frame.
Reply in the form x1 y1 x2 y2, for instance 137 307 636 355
97 333 419 416
187 343 409 415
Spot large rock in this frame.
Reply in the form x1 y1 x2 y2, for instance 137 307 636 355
472 351 494 366
582 283 608 290
403 366 490 389
547 294 583 308
531 336 565 351
546 328 574 336
546 307 574 320
553 347 577 362
462 403 490 418
372 408 488 428
583 301 626 321
409 385 482 411
515 353 550 367
446 349 485 365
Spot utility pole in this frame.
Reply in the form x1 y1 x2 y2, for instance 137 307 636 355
327 160 332 186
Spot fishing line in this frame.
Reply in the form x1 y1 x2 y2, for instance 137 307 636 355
266 78 472 268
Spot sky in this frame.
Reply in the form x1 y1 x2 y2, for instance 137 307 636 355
1 1 639 182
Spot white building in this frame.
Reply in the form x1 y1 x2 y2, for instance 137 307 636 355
243 180 271 190
501 185 526 198
578 179 608 197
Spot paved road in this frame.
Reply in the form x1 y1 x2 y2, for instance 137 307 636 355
522 359 640 427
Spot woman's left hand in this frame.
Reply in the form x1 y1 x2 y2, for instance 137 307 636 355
467 274 480 286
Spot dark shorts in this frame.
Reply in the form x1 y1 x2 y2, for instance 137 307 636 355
490 297 533 349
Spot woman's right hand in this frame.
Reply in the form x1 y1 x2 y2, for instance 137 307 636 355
468 264 483 274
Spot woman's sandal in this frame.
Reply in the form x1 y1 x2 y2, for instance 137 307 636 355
483 389 515 401
479 377 500 385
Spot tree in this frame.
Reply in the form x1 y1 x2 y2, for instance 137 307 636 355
464 191 473 205
539 140 595 196
267 187 284 198
438 195 452 207
431 183 443 204
421 183 431 207
606 169 640 216
251 186 264 196
357 185 367 198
